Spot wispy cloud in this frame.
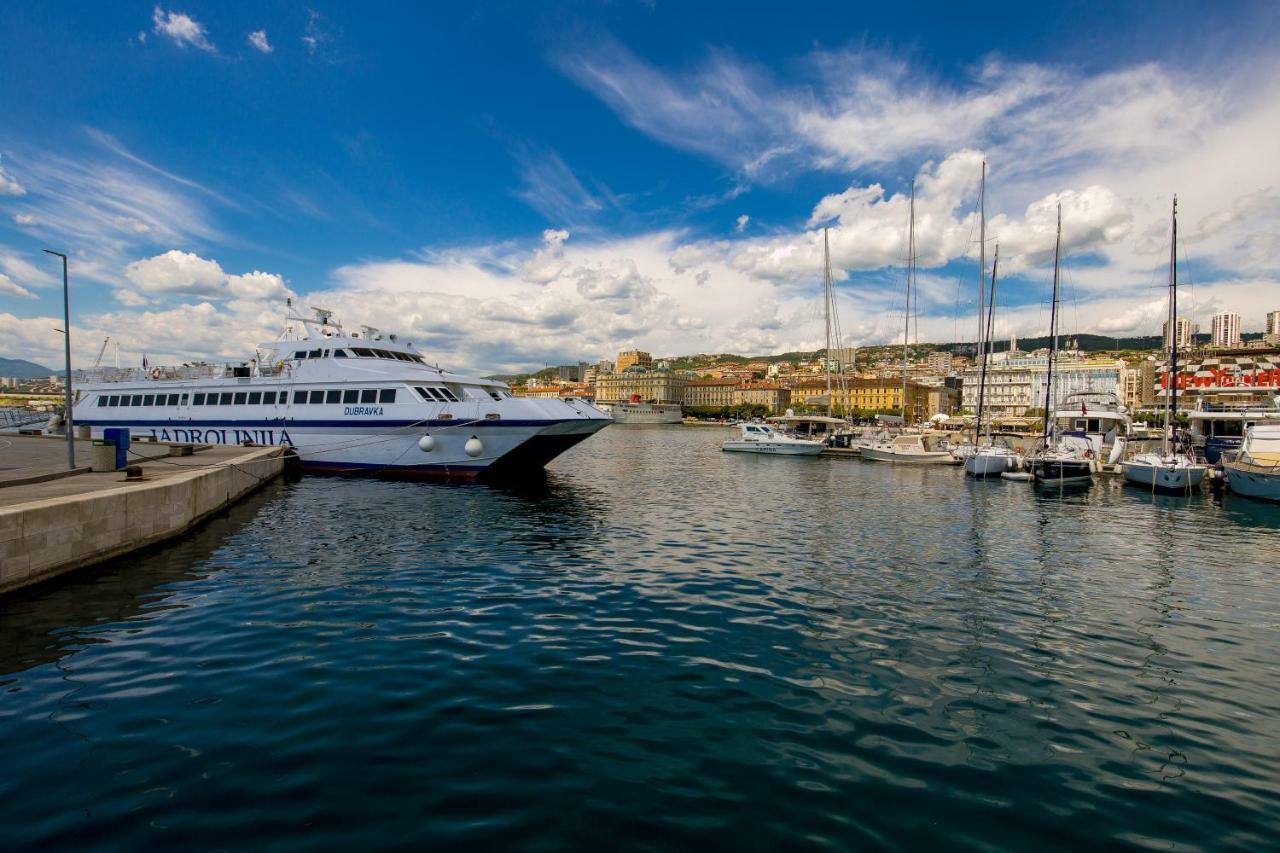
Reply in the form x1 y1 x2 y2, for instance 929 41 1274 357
151 6 216 53
0 155 25 196
247 30 273 54
511 144 610 226
0 273 38 300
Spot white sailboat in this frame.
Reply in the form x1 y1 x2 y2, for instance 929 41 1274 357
1122 196 1206 493
863 181 958 466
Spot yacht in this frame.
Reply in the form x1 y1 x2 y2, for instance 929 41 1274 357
1049 392 1131 465
1120 197 1206 494
71 307 612 479
721 423 825 456
1029 437 1096 487
1187 392 1280 463
1223 425 1280 502
860 432 959 464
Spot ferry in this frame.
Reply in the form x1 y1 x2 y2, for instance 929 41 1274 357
70 308 612 479
594 398 682 424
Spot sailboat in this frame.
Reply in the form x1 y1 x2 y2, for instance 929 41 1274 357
964 244 1021 477
1121 196 1207 493
862 181 959 465
1028 204 1094 488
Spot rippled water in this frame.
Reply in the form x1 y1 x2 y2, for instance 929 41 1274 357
2 425 1278 850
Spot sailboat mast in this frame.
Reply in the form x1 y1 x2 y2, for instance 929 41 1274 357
823 228 833 417
978 160 986 364
978 245 999 444
903 181 915 425
1166 195 1179 454
1041 204 1062 444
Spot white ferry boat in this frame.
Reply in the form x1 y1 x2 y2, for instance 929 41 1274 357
595 399 682 424
71 308 611 479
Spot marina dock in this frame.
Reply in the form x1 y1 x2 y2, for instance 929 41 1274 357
0 435 288 596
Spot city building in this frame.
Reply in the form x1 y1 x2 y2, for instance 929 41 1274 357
1266 310 1280 345
615 349 652 373
1163 317 1193 350
791 378 933 420
733 383 790 413
682 379 737 409
1211 313 1242 348
926 351 953 375
594 368 685 405
961 355 1124 417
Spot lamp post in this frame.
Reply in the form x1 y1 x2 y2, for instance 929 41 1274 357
43 249 73 469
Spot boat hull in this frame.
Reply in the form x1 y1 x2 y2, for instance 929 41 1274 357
722 441 824 456
1120 460 1206 493
964 452 1016 478
1030 458 1093 487
1224 463 1280 502
72 416 610 480
598 403 682 424
860 446 956 464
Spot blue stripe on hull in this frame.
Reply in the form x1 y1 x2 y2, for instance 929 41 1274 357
75 418 592 429
301 459 486 479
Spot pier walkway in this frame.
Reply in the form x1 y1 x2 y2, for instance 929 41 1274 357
0 435 287 595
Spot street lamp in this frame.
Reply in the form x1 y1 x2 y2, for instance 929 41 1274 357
43 249 73 470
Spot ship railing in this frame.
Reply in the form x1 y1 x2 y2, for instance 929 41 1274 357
1193 398 1280 413
75 363 287 383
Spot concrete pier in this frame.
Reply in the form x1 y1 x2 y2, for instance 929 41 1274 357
0 435 287 596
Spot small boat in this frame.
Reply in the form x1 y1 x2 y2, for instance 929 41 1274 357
1025 204 1094 491
1030 439 1095 487
1120 196 1206 494
721 423 826 456
861 432 959 464
963 233 1021 478
1223 425 1280 502
965 443 1022 478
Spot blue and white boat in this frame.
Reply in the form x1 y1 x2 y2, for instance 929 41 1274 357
71 307 611 479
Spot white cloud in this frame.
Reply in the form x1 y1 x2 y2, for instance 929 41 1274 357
0 156 25 196
0 273 37 300
151 6 216 53
735 214 750 233
0 251 57 289
247 30 272 54
123 250 292 303
12 213 37 225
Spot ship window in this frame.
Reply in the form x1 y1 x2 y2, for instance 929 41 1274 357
165 394 177 405
219 393 233 405
326 389 341 404
96 396 107 406
395 352 413 362
143 395 155 406
309 349 322 359
204 393 218 405
414 386 431 401
106 395 118 406
334 349 348 358
488 390 502 402
410 355 425 363
193 393 205 405
352 348 375 357
248 392 262 405
233 392 247 405
360 389 377 403
294 351 308 360
427 387 447 402
343 389 359 403
262 391 276 405
179 394 188 405
378 388 396 403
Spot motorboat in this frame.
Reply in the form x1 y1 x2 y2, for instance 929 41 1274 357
1223 425 1280 502
71 306 612 479
860 432 959 464
1049 391 1131 466
721 423 825 455
1186 392 1280 463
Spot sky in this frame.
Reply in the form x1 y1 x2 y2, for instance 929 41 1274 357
1 1 1278 373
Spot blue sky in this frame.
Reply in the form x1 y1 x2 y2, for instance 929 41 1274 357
1 2 1278 371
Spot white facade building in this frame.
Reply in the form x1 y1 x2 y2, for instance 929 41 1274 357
962 355 1123 417
1211 312 1242 347
1163 317 1193 350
